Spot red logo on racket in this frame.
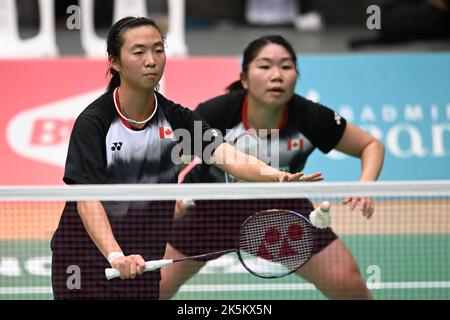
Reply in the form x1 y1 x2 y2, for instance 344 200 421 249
258 224 304 259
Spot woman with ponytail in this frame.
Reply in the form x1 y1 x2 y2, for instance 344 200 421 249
162 35 384 300
51 19 317 300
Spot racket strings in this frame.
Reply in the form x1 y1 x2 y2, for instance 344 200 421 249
238 210 314 277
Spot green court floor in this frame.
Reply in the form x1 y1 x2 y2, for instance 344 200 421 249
1 235 449 300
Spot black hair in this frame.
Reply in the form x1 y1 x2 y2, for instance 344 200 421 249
106 17 165 93
226 35 298 92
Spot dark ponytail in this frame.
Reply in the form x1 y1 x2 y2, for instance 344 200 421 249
105 16 165 93
226 35 298 93
226 80 245 92
107 71 121 94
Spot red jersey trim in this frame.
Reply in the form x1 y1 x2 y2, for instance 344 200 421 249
113 88 156 130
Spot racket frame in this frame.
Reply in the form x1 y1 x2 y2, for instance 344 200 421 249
105 209 316 280
235 209 315 279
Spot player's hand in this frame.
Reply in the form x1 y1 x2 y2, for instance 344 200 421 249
111 254 146 279
278 172 324 182
174 198 195 220
343 196 374 219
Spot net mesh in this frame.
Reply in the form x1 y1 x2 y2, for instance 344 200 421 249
0 181 449 300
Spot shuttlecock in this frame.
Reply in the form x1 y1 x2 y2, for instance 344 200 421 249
320 201 330 212
310 201 331 229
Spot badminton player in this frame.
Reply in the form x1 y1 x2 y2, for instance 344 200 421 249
50 19 318 300
161 35 385 300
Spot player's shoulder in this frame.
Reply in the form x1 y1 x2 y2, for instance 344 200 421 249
288 94 335 120
154 91 195 125
76 91 116 128
196 91 244 128
155 90 179 109
197 91 244 115
289 94 326 112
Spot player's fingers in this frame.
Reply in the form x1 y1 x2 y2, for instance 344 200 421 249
174 199 195 219
175 199 183 211
282 172 302 182
365 198 375 219
136 255 146 275
366 206 375 219
359 198 368 216
359 198 375 218
303 172 323 182
342 197 352 204
313 174 324 181
350 197 359 211
277 173 289 182
118 263 126 279
293 172 304 178
123 259 130 279
129 257 137 279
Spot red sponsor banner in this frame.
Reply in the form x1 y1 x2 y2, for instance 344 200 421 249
0 58 108 185
164 57 239 109
0 57 239 185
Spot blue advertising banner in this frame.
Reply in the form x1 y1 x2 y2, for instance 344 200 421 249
296 53 450 181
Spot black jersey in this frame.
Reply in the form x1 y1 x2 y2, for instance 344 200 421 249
185 90 347 183
51 90 221 299
64 89 217 185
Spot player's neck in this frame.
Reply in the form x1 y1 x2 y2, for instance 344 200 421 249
117 84 155 120
246 97 285 131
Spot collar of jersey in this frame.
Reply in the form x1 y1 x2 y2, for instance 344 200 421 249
113 87 157 131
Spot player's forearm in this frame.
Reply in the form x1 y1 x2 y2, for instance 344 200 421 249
359 139 385 181
77 201 122 258
225 158 281 182
212 143 281 182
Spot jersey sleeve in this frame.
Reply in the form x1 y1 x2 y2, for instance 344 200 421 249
183 93 244 183
290 96 347 154
195 101 226 131
195 93 243 134
63 114 108 185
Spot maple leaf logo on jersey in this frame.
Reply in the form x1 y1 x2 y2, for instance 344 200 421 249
159 126 174 139
287 138 303 151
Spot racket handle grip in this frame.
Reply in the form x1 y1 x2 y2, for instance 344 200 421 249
105 259 174 280
105 268 120 280
144 259 174 271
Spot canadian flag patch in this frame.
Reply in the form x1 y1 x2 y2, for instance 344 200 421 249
159 126 174 139
287 138 303 151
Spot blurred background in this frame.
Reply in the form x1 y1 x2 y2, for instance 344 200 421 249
12 0 450 55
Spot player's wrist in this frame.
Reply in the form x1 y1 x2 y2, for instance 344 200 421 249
276 171 289 182
107 251 124 265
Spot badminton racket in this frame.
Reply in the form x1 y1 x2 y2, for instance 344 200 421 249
105 203 331 280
